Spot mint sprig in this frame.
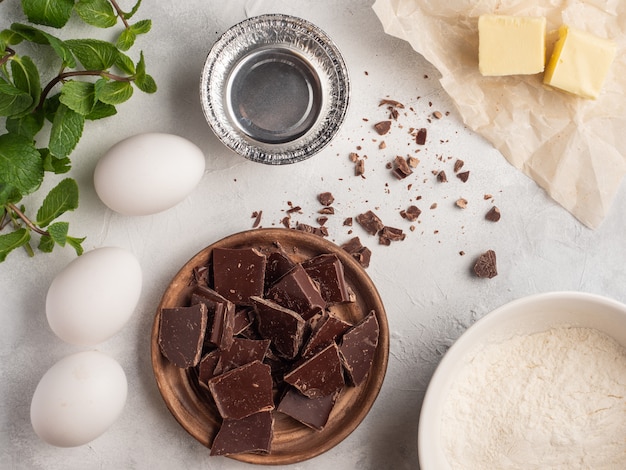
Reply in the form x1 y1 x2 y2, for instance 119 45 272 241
0 0 156 262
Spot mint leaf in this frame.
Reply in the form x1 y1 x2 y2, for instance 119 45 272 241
21 0 75 28
131 19 151 35
0 81 33 116
134 52 157 93
0 133 43 195
95 79 133 105
116 28 136 52
6 109 45 139
1 28 24 48
36 177 78 227
123 0 142 20
10 23 76 68
48 104 85 158
66 235 85 255
0 228 31 261
38 233 55 252
0 183 22 205
11 55 41 114
59 80 96 115
48 221 69 246
115 52 135 75
86 100 117 120
65 39 119 70
40 148 71 174
74 0 117 28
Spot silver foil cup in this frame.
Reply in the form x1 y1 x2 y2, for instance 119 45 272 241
200 14 350 164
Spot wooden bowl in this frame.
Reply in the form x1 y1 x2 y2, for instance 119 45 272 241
151 228 389 464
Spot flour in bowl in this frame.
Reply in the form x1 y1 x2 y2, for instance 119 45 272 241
440 326 626 469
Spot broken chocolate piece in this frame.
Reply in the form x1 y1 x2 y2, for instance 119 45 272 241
210 411 274 456
474 250 498 278
251 296 306 360
266 264 326 320
191 286 235 351
284 343 345 399
302 312 352 358
400 205 421 222
317 192 334 206
374 120 391 135
416 127 427 145
355 210 384 236
277 388 338 431
485 206 501 222
208 360 274 420
197 349 220 386
457 171 470 183
212 247 267 305
295 223 328 237
437 170 448 183
232 307 254 335
158 303 208 368
339 311 379 386
392 156 413 179
302 254 352 304
214 337 271 375
264 250 296 292
340 237 372 268
454 159 465 173
378 226 406 245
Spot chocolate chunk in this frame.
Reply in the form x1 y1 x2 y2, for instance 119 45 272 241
356 210 384 236
400 205 421 222
158 303 208 368
192 286 235 351
266 264 326 320
233 307 254 335
378 226 406 245
379 98 404 109
474 250 498 278
302 312 352 358
454 159 465 173
277 388 338 431
485 206 501 222
295 223 328 237
318 207 334 215
251 296 306 360
208 360 274 420
340 237 372 268
457 170 470 182
264 250 296 291
197 349 220 386
392 156 413 179
317 192 334 206
416 127 427 145
214 337 271 375
284 343 345 399
212 247 267 305
374 120 391 135
302 254 352 304
437 170 448 183
355 158 365 176
339 311 379 386
210 411 274 456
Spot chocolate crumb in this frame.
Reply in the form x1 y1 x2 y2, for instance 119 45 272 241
379 99 405 109
379 141 386 150
317 216 328 226
251 210 263 228
430 203 438 210
457 171 470 182
343 217 353 226
473 250 498 278
356 210 384 236
416 128 427 145
374 121 392 135
318 207 335 215
287 205 302 214
379 226 406 245
318 192 335 206
349 152 359 163
341 237 372 268
392 156 413 179
454 159 465 173
296 223 328 237
485 206 501 222
355 159 365 177
400 205 421 221
456 198 468 209
408 156 420 168
433 111 443 119
437 170 448 183
484 194 493 200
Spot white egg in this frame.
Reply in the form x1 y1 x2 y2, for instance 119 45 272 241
46 247 142 346
30 351 127 447
93 132 206 216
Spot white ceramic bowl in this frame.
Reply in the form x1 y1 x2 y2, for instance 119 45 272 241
418 291 626 469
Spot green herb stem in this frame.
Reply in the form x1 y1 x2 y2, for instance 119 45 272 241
6 203 49 237
0 47 15 68
110 0 130 29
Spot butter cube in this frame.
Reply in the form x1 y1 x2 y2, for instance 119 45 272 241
478 14 546 76
543 25 616 99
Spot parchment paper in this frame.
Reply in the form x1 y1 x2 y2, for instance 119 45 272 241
373 0 626 228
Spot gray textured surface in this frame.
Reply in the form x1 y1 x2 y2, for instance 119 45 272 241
2 1 626 469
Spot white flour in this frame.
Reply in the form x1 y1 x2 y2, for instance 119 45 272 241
440 326 626 470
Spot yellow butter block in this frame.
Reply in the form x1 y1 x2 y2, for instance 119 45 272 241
478 14 546 76
543 25 616 99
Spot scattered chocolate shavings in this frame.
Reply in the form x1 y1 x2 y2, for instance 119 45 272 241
416 128 427 145
318 192 334 206
433 111 443 119
251 210 263 228
473 250 498 278
374 121 392 135
484 194 493 200
287 205 302 214
343 217 353 226
454 159 465 173
379 99 405 109
378 226 406 245
430 203 438 210
355 210 384 236
456 198 468 209
355 158 365 177
349 152 359 162
437 170 448 183
485 206 501 222
400 205 421 221
408 156 420 168
295 223 328 237
392 156 413 179
457 171 470 182
281 216 290 228
379 141 386 149
317 216 328 226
